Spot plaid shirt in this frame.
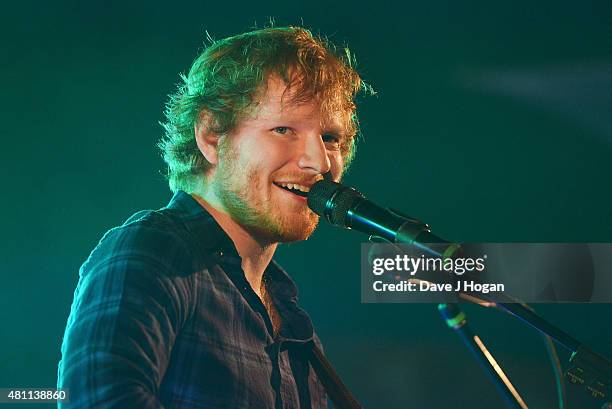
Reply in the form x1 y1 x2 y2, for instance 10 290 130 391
58 191 327 409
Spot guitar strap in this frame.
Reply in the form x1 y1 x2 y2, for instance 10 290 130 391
305 340 363 409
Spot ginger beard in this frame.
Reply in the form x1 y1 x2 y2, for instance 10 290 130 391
213 138 320 243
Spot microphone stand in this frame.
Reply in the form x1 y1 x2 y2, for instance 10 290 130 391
308 180 611 406
382 215 612 405
436 275 611 407
439 291 611 406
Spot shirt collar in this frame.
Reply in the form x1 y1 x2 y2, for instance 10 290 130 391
165 190 238 256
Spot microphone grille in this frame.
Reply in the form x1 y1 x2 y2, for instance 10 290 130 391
307 180 363 226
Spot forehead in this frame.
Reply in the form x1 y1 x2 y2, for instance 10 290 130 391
248 75 346 132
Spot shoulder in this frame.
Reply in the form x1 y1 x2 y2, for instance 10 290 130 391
81 207 200 282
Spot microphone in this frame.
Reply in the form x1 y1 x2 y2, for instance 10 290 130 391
307 180 456 257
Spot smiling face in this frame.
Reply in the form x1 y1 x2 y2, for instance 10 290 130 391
205 75 346 243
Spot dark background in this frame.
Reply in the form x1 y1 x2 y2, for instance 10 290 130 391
2 1 612 408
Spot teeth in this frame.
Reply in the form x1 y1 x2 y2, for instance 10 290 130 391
278 182 310 192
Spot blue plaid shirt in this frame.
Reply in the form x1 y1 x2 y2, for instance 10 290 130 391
58 191 327 408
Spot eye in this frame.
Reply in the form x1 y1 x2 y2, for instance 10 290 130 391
272 126 290 135
322 134 341 150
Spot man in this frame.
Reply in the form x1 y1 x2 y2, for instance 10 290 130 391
58 26 367 408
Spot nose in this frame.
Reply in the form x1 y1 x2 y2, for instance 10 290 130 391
297 134 331 175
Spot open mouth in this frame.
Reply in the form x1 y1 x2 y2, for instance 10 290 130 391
273 182 309 198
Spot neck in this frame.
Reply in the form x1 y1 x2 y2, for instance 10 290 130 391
191 192 277 298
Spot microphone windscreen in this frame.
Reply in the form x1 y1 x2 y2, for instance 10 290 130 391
307 180 363 226
307 180 340 217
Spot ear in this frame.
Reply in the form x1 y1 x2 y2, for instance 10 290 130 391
194 114 220 165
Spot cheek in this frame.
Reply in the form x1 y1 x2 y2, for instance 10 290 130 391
240 137 279 165
249 137 293 166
